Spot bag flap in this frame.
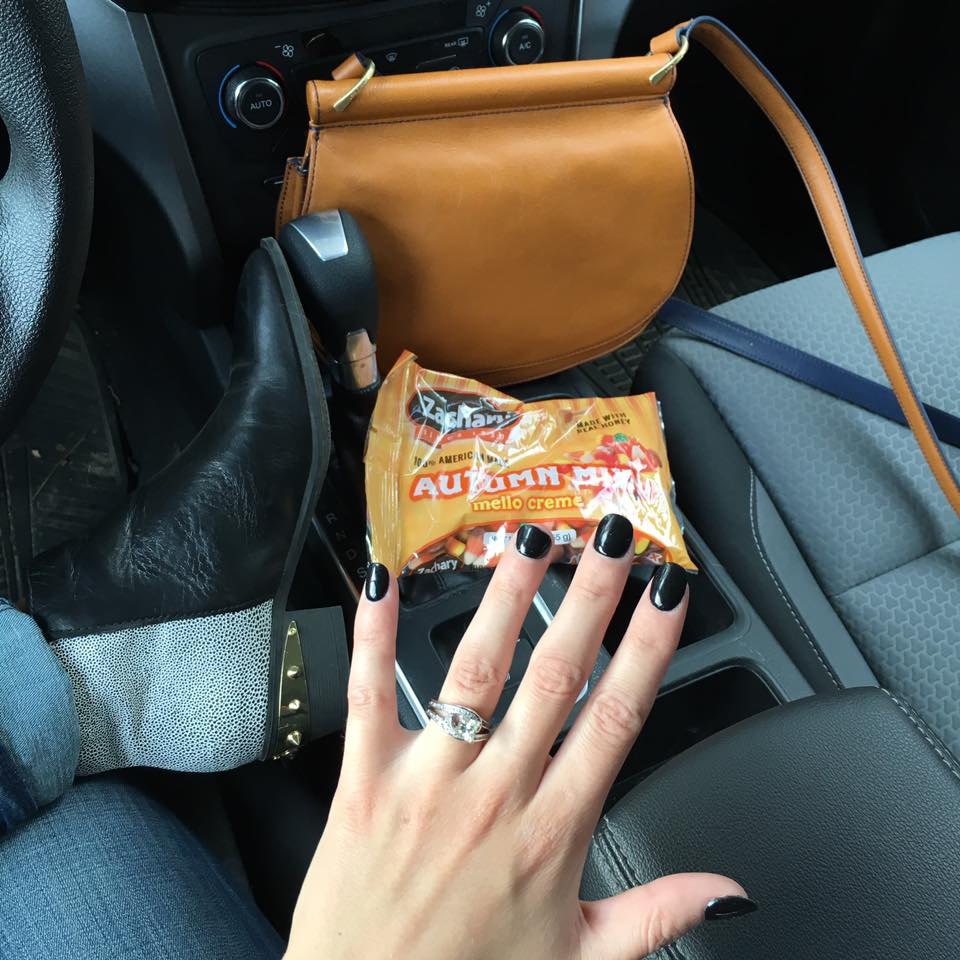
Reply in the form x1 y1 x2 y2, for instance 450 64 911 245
287 54 693 385
306 55 677 126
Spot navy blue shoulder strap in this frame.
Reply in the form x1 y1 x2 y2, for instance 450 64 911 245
657 298 960 450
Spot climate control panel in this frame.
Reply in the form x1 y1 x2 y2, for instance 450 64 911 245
197 2 568 142
153 0 579 258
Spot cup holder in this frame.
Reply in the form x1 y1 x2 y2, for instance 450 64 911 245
606 666 777 807
547 554 734 653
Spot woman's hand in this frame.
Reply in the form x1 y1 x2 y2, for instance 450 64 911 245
287 516 753 960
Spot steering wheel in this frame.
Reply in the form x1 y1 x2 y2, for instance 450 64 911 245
0 0 93 441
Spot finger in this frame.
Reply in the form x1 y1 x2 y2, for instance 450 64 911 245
424 524 556 765
490 514 636 775
581 873 754 960
343 563 404 776
542 563 687 815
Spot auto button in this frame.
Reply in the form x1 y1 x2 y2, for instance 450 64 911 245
222 65 286 130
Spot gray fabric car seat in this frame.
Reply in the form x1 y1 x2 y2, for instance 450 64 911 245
635 232 960 752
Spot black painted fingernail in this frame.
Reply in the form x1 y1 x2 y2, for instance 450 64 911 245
593 514 634 558
365 563 389 602
649 562 687 611
516 524 552 560
704 896 758 921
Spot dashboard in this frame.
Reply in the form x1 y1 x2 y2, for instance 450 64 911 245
154 0 581 258
64 0 633 333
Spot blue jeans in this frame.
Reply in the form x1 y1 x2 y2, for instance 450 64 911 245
0 600 283 959
0 599 78 829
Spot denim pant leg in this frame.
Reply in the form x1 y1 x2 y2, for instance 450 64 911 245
0 776 284 960
0 599 79 832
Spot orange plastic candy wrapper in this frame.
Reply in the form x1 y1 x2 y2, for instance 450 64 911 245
365 351 695 577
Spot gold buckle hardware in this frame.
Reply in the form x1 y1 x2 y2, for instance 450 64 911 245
332 59 377 113
649 32 690 85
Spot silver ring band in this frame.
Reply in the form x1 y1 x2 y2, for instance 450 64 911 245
426 700 492 743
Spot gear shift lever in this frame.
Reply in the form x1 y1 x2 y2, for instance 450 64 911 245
279 210 382 514
278 210 380 392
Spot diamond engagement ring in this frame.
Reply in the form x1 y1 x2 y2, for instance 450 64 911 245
426 700 492 743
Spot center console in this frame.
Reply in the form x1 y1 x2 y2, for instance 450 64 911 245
582 685 960 959
72 0 878 794
310 358 816 795
147 0 583 262
65 6 955 946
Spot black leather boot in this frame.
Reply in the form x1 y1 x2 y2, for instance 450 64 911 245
28 239 331 776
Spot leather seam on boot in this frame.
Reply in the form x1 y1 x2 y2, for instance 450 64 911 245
39 594 276 643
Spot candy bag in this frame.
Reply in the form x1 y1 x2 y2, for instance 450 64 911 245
365 351 695 576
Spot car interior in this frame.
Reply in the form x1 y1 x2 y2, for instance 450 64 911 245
3 0 960 956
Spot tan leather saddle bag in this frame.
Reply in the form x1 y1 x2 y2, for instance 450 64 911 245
276 56 692 386
278 17 960 518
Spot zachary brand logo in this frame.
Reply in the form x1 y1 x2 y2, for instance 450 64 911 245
408 390 521 441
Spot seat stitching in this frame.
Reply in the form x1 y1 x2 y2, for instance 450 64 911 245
665 943 688 960
602 821 691 960
672 329 960 590
595 816 636 891
828 536 960 598
748 472 841 688
880 688 960 784
658 338 842 689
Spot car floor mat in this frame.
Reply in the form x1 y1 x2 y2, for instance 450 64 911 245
0 315 127 603
580 206 779 396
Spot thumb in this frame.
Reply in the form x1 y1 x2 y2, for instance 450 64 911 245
580 873 756 960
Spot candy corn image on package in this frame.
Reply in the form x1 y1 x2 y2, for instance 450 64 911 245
365 351 695 576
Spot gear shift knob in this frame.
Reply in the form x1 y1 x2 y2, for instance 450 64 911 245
278 209 379 390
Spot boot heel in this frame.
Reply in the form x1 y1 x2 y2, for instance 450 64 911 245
270 608 349 758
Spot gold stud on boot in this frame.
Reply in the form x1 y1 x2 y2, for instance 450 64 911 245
272 620 310 758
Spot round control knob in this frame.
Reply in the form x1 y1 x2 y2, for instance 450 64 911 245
222 65 286 130
490 10 545 66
